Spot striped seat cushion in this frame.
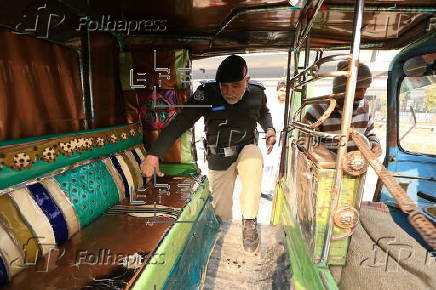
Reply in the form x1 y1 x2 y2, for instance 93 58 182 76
102 145 148 199
0 145 147 283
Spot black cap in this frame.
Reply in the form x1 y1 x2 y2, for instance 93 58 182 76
215 55 248 83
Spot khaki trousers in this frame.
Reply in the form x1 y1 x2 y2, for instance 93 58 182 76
208 145 263 220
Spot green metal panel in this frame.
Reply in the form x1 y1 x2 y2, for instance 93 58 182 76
313 169 364 265
271 179 285 225
159 163 199 176
131 179 210 290
163 201 219 289
180 130 195 164
277 184 338 290
175 49 190 89
0 125 142 190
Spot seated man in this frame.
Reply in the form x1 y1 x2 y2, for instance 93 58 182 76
304 61 382 156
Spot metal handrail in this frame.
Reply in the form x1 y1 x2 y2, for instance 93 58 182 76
293 98 337 129
290 54 351 88
319 0 365 266
305 92 345 102
290 121 340 139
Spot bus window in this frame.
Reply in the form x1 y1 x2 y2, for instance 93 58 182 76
399 74 436 155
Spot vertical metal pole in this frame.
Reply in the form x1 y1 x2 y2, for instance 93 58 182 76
78 51 89 130
319 0 364 265
80 31 94 129
279 48 294 177
302 37 310 102
86 27 95 126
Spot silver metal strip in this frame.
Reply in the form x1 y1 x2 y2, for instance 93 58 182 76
319 0 365 266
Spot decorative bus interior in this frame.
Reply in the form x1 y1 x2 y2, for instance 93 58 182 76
0 0 435 289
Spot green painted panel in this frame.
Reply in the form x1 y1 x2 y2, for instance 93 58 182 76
163 201 219 289
132 180 210 290
175 49 190 89
313 169 364 265
180 130 195 164
317 267 338 290
159 163 199 176
275 183 339 290
0 134 142 190
54 161 119 228
271 179 285 225
280 187 325 290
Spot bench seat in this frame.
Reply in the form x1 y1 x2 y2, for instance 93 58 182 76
0 124 219 289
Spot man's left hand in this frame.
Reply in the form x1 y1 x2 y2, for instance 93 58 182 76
266 129 276 154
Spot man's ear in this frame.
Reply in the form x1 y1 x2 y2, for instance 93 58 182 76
246 76 250 85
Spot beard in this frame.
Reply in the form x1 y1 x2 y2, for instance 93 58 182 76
223 95 240 104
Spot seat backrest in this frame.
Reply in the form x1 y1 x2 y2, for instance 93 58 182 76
0 123 148 285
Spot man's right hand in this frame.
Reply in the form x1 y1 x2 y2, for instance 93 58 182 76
140 155 164 182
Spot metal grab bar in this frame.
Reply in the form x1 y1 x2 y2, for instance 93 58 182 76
289 121 341 139
290 54 352 88
293 98 337 129
320 0 365 266
305 92 345 102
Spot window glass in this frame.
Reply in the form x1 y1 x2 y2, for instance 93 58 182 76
399 75 436 154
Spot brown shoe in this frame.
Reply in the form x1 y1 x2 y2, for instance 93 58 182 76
242 218 260 255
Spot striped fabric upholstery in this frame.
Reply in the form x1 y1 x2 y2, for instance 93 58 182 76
108 155 134 198
123 151 144 189
9 187 57 254
26 184 69 245
0 255 8 285
101 158 126 201
118 152 140 190
40 178 80 239
130 145 147 185
0 145 148 282
0 195 40 266
0 224 25 280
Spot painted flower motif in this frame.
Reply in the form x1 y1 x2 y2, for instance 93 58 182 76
59 141 74 155
121 132 128 140
96 137 105 147
13 152 32 170
70 139 79 152
76 138 85 151
129 128 136 136
84 138 93 150
109 134 117 144
41 147 57 162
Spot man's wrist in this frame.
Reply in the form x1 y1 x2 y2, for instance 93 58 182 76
266 128 276 137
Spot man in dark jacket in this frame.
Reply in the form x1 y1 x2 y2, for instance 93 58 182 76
140 55 276 254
